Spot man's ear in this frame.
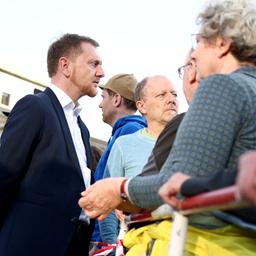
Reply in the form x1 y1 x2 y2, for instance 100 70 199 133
136 100 146 115
59 57 71 77
216 37 232 58
188 62 197 83
113 94 122 107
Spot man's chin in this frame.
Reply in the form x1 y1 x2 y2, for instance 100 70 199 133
88 89 98 98
165 111 177 121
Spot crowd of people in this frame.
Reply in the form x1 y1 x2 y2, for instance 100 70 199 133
1 0 256 255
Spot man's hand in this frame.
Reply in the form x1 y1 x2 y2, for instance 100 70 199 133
115 209 125 222
78 177 125 220
158 172 191 207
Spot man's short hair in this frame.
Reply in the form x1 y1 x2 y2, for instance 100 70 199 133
134 77 149 102
47 33 99 77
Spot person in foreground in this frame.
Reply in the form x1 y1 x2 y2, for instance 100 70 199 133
0 33 104 256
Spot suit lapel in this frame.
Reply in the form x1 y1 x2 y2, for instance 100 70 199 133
77 116 94 184
77 116 93 170
43 88 84 181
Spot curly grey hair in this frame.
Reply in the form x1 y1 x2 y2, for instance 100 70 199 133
197 0 256 64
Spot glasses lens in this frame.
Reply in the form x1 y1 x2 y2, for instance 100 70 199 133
178 63 191 79
178 66 184 79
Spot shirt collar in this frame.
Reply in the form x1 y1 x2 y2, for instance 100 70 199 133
48 83 82 116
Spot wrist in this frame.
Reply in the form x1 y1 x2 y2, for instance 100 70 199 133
120 178 128 202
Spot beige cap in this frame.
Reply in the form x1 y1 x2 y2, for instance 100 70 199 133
99 73 137 102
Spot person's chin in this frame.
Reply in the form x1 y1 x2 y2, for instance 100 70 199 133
167 109 177 115
88 89 98 97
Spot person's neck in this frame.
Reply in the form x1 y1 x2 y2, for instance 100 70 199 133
146 122 166 139
51 77 80 102
110 110 136 127
216 55 251 75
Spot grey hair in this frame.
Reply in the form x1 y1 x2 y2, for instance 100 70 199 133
134 77 149 102
197 0 256 63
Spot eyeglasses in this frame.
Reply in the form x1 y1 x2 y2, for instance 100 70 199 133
177 62 192 79
191 33 207 50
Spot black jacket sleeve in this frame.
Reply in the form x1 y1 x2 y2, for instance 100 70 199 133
180 169 237 196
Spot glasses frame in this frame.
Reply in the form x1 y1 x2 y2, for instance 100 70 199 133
191 33 210 50
177 62 192 79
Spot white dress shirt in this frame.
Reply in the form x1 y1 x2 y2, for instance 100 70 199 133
48 84 91 222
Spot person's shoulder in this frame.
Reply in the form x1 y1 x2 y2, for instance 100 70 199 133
202 69 253 91
6 93 46 124
123 120 144 129
12 93 43 112
195 73 248 103
201 73 233 87
118 118 146 134
114 130 140 144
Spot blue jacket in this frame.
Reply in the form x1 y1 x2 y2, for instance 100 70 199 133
94 115 147 181
92 114 147 242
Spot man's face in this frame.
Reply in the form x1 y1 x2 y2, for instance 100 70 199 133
98 89 116 126
69 42 105 98
181 59 197 104
138 76 178 126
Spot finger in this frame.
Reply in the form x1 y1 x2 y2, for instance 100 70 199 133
81 189 91 196
85 209 109 220
78 197 85 208
166 197 180 208
97 213 110 221
78 197 93 209
159 185 176 199
84 209 101 219
161 193 180 208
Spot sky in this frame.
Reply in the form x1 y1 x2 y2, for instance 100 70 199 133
0 0 206 141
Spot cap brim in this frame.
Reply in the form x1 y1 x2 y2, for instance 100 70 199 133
98 85 104 90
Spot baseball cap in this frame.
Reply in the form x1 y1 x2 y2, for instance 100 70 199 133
99 73 137 102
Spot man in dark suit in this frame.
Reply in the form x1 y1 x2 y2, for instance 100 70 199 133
0 33 104 256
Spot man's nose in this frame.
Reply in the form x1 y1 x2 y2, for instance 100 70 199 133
167 93 177 104
97 66 105 78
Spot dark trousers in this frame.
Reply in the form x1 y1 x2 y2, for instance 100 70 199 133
65 220 93 256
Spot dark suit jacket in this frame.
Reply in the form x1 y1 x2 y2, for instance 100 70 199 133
0 88 93 255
